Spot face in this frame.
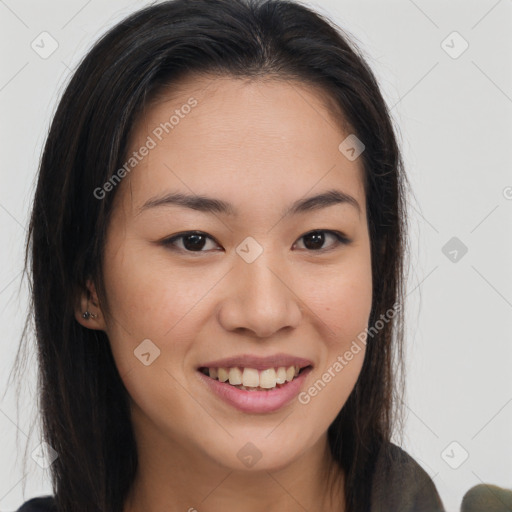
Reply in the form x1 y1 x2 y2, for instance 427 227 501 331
78 75 372 473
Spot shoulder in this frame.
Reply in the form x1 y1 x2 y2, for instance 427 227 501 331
16 495 56 512
370 442 446 512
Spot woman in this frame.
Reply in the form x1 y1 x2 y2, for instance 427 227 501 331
14 0 445 510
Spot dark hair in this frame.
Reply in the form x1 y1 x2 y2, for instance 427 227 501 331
11 0 409 510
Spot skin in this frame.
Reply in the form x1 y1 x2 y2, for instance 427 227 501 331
76 75 373 512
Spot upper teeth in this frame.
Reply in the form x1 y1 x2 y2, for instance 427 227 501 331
206 366 300 389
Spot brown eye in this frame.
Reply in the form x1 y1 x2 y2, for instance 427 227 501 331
294 230 350 252
161 229 350 255
161 231 220 253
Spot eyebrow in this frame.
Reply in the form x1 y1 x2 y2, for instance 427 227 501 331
138 188 361 218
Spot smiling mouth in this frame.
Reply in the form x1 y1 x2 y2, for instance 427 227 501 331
198 365 312 391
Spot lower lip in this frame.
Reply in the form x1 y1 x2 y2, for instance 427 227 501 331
197 367 313 414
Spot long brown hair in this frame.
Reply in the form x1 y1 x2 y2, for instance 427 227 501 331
10 0 409 510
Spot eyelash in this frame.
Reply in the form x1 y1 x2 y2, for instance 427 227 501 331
160 229 351 255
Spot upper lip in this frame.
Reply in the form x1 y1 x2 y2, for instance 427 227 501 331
198 353 313 371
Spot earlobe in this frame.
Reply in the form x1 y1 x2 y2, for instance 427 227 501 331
74 279 107 331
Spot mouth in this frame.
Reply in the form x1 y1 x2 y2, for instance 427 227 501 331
196 357 314 413
198 364 312 391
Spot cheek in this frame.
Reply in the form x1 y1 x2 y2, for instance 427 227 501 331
293 264 371 427
100 243 204 426
100 239 199 377
102 237 204 335
293 346 365 437
302 250 373 346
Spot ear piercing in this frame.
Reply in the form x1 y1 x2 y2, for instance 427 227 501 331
82 311 98 320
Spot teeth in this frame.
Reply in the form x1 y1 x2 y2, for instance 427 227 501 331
206 365 304 390
242 368 259 387
218 367 229 382
276 367 287 384
259 368 277 388
228 367 243 385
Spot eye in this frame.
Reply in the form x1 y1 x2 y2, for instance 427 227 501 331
160 229 350 254
293 230 350 252
161 231 220 253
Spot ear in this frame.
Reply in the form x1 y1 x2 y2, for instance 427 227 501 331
74 279 107 331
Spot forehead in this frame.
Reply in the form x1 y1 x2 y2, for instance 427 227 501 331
117 75 366 219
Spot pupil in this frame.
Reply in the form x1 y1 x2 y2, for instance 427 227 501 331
304 231 324 250
184 233 206 251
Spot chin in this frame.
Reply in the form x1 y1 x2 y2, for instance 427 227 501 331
198 428 313 472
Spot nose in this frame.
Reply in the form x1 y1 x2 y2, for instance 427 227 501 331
216 255 303 338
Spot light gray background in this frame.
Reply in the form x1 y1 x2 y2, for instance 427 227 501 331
1 1 511 511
